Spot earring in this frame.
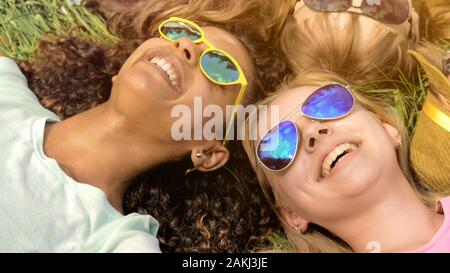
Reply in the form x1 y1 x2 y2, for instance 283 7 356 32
293 225 303 234
293 224 308 234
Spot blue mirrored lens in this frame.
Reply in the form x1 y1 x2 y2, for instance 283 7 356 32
302 84 354 119
201 50 239 83
161 21 202 41
257 121 298 171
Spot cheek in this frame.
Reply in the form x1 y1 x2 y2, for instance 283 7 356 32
131 48 194 100
269 167 320 217
185 74 235 110
281 171 338 221
115 69 153 103
118 67 175 101
326 147 381 197
285 165 371 223
325 121 399 199
189 71 212 96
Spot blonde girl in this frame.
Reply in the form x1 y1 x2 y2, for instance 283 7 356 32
242 71 450 252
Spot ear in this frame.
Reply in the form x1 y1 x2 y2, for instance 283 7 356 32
381 122 401 148
278 206 309 233
112 75 117 84
190 141 230 172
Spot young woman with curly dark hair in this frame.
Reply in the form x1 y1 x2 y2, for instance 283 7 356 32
1 0 289 252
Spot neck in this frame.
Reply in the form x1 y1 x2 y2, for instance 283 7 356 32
43 103 183 214
327 172 443 252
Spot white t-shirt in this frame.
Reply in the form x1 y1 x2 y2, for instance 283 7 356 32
0 57 161 252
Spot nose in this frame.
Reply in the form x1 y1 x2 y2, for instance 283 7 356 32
299 119 332 153
172 38 202 66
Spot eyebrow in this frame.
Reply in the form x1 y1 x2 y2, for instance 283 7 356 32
280 99 303 121
256 98 301 140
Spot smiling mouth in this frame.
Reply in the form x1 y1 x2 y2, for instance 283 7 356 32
148 56 179 88
321 143 359 179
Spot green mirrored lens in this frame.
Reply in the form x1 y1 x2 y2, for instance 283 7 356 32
161 21 202 41
201 50 239 83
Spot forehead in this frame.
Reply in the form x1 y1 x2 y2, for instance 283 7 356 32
270 85 319 121
255 85 319 142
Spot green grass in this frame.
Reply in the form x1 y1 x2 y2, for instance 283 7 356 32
266 232 295 251
351 69 429 136
0 0 119 61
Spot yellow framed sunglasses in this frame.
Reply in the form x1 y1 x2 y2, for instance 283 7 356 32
159 17 248 144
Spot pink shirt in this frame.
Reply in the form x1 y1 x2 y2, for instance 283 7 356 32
410 196 450 253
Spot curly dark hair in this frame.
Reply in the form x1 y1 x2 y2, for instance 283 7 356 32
20 0 286 252
21 36 135 118
125 141 279 252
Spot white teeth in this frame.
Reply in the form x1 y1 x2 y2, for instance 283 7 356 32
148 56 179 87
321 143 358 179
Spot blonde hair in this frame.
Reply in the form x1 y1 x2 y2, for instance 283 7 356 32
415 0 450 46
242 71 440 252
278 8 418 86
275 0 450 89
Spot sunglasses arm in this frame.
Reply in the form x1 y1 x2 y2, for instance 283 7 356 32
277 98 305 123
200 37 214 49
222 84 247 145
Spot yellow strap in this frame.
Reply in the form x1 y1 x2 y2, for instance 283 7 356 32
423 97 450 132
